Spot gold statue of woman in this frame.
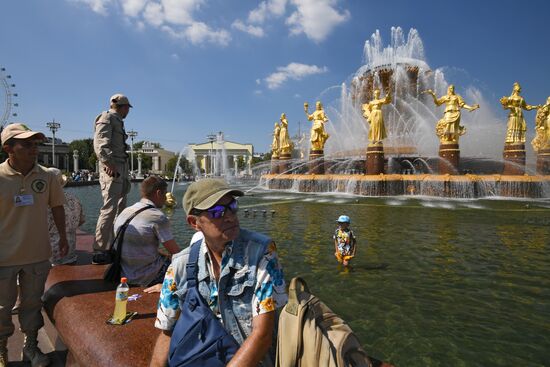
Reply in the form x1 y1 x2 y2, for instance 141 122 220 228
425 85 479 144
500 82 538 143
278 113 293 155
362 88 392 145
271 122 281 158
304 101 330 150
532 97 550 152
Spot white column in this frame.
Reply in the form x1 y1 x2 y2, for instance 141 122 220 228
153 156 160 171
73 150 79 172
233 155 238 176
137 153 143 177
247 154 252 175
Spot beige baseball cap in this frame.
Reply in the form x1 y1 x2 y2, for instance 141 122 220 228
110 93 133 108
1 123 46 145
183 178 244 214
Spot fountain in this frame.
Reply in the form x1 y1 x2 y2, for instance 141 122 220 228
260 27 550 198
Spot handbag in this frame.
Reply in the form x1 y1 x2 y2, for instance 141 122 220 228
168 240 240 367
103 204 154 283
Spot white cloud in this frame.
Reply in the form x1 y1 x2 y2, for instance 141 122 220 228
286 0 349 42
232 20 265 38
248 0 287 24
161 0 201 25
69 0 229 47
264 62 328 89
184 22 231 46
256 79 261 85
143 2 164 27
70 0 109 15
120 0 147 17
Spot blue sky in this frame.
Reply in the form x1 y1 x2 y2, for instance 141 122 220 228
1 0 549 154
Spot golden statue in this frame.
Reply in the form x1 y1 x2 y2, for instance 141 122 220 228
500 82 538 144
278 113 293 155
304 101 330 151
532 97 550 152
425 85 479 144
165 192 177 209
362 88 392 145
271 122 281 158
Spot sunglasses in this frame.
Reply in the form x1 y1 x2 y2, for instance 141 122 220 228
195 198 239 219
17 140 42 149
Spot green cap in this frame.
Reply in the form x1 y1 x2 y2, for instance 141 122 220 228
183 178 244 214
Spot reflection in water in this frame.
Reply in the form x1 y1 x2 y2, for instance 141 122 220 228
69 183 550 366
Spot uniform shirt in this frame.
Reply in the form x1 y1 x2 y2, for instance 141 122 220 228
93 109 129 164
114 198 174 286
155 237 287 332
0 162 65 266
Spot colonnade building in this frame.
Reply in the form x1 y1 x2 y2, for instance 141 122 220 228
188 135 253 176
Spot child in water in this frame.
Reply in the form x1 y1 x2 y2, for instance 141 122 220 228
333 215 357 266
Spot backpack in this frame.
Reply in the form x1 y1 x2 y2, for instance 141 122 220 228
168 240 240 367
276 277 374 367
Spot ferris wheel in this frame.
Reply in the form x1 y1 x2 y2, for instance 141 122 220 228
0 66 19 130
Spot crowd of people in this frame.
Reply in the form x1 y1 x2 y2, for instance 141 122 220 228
0 93 359 367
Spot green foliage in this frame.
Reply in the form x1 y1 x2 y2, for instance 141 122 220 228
68 139 95 170
236 156 245 170
166 155 192 177
251 152 271 165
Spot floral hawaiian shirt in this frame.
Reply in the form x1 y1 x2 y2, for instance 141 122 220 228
155 239 287 331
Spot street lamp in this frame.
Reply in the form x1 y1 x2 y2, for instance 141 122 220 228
46 119 61 167
207 133 216 176
127 130 138 174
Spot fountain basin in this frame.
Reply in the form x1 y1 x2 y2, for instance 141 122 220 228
260 174 550 198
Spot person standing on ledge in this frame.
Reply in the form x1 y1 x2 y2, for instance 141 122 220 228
92 93 132 265
0 123 68 366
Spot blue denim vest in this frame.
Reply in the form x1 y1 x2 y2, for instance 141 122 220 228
172 228 271 345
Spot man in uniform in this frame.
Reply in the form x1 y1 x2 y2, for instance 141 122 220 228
92 93 132 265
0 123 68 366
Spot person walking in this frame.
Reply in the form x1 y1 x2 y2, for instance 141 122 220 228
0 123 68 366
92 93 132 264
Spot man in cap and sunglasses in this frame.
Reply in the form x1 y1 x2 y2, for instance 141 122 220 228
92 93 132 265
0 123 69 366
150 179 288 367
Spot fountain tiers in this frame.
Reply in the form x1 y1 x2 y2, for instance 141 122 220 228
261 174 550 198
537 148 550 175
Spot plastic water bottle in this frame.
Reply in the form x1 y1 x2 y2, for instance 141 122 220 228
113 277 129 323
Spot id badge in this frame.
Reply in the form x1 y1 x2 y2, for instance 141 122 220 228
14 194 34 207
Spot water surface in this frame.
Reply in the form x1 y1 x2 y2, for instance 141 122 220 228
69 183 550 366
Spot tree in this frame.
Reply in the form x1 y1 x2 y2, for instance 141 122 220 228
166 155 192 177
236 156 246 171
69 139 95 170
251 152 271 165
